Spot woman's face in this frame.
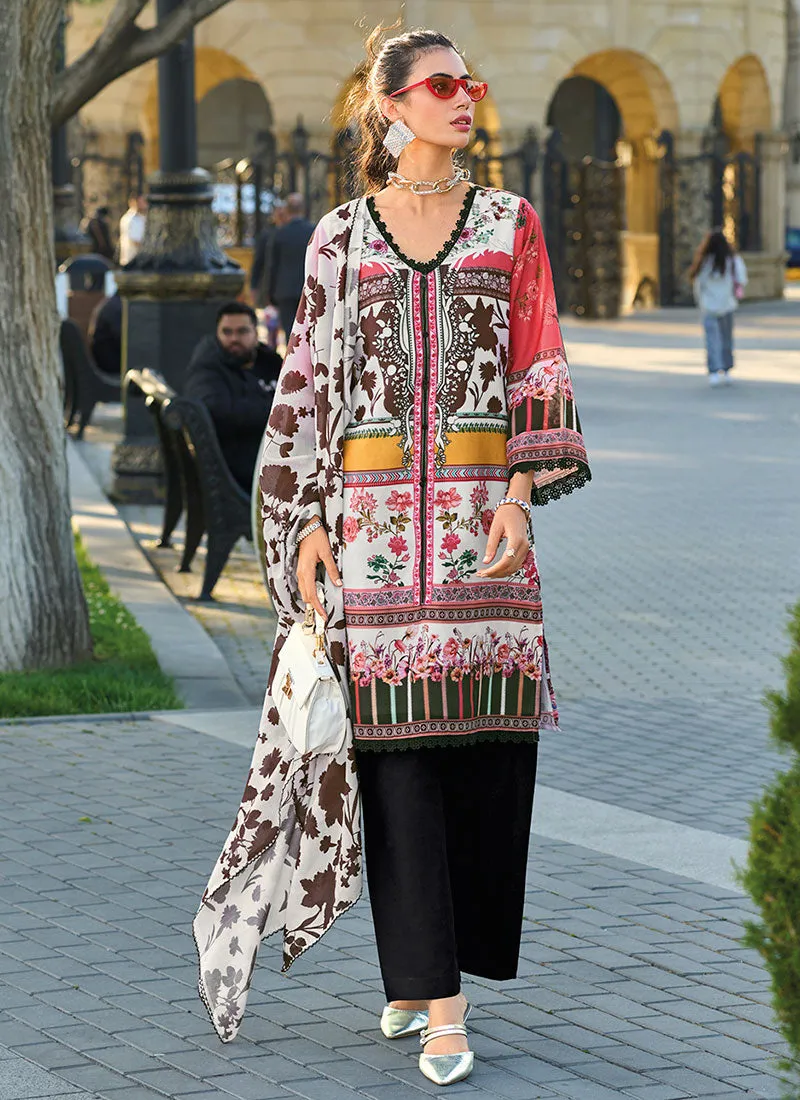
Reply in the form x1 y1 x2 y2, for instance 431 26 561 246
381 47 476 152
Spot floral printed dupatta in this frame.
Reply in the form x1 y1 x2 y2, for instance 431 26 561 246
193 199 367 1043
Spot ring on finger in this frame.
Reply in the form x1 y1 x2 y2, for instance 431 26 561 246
505 547 517 558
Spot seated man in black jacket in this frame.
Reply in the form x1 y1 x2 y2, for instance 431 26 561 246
89 292 122 376
184 301 282 492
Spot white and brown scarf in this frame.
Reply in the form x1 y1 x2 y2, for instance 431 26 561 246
193 198 367 1043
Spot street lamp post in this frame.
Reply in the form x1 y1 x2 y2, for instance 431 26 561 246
52 9 90 263
113 0 244 498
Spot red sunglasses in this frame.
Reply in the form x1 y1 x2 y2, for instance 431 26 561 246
389 75 489 102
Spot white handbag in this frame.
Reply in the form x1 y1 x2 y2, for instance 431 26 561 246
273 591 348 755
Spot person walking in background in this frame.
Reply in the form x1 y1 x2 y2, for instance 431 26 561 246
119 192 147 266
83 205 114 260
690 228 748 387
183 301 282 492
250 198 286 308
268 192 314 340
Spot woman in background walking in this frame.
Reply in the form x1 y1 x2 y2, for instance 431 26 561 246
690 229 748 387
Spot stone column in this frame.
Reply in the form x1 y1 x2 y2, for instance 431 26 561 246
744 131 789 300
759 133 789 256
52 11 89 264
786 0 800 230
661 129 713 306
113 0 243 498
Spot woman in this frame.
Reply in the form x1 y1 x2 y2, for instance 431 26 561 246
690 228 748 386
194 26 590 1086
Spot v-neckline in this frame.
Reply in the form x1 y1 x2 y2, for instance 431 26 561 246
366 186 478 274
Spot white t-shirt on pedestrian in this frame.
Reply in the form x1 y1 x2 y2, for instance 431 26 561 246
119 209 146 266
693 254 748 316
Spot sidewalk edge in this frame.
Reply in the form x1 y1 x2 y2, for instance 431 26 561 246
67 439 248 711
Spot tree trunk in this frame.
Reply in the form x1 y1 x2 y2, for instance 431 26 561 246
0 0 91 671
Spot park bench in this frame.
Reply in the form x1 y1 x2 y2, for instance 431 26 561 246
121 369 188 557
60 317 121 438
124 368 252 601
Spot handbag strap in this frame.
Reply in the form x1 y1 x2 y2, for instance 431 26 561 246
301 586 328 649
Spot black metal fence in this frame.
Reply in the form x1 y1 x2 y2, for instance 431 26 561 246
543 133 625 319
657 128 762 306
210 119 763 316
72 130 145 221
214 122 543 246
212 158 275 249
465 127 540 202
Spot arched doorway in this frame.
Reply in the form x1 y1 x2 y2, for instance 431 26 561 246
547 76 621 163
197 78 273 171
141 47 272 173
140 49 275 250
716 54 772 153
545 50 678 316
198 76 274 248
708 55 772 251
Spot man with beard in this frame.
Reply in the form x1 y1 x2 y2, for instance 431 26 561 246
184 301 282 492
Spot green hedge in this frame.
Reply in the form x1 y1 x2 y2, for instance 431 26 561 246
740 602 800 1086
0 532 181 718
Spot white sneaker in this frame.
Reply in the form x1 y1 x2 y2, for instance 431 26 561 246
721 371 732 385
709 372 723 387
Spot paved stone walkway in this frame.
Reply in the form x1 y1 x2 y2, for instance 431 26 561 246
0 715 789 1100
2 294 799 1099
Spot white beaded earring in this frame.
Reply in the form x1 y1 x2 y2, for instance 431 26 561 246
383 118 416 158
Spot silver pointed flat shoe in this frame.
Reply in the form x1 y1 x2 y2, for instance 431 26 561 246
419 1049 474 1086
419 1005 473 1086
380 1004 429 1039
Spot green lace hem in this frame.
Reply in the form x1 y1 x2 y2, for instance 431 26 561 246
353 726 541 753
366 185 478 274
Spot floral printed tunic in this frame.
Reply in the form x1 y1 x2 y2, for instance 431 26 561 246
193 192 589 1043
343 186 590 750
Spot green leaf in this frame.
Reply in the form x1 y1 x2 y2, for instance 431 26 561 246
738 598 800 1084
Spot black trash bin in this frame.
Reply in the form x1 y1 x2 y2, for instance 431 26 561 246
59 253 114 342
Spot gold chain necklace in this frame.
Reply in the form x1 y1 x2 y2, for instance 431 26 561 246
387 166 470 195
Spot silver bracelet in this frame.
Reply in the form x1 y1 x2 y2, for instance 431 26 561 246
297 519 323 543
497 496 531 517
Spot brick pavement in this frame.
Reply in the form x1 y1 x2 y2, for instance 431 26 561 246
2 296 798 1098
0 716 790 1099
531 296 800 837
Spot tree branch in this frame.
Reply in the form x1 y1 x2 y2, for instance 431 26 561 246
52 0 233 129
86 0 150 59
123 0 233 68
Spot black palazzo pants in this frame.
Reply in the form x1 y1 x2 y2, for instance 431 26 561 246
356 740 539 1002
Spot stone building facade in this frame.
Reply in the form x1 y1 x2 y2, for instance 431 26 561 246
67 0 792 312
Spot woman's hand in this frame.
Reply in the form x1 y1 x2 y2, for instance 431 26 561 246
296 522 342 620
475 503 530 579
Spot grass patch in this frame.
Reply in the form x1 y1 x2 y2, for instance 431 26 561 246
0 531 182 718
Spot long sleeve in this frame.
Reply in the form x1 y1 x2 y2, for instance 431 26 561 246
506 199 591 504
733 254 748 289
